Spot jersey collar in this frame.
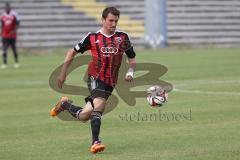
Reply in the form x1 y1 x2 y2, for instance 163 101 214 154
98 29 116 38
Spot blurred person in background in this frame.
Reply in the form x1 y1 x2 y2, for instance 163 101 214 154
1 2 20 69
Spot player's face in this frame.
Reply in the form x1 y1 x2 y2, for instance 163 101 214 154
102 13 119 34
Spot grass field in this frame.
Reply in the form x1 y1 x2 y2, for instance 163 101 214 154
0 47 240 160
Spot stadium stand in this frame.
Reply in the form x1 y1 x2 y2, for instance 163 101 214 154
0 0 145 48
1 0 239 48
167 0 240 46
62 0 145 37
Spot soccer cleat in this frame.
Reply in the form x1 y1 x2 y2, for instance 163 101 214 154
1 64 7 69
14 63 20 68
50 96 71 117
90 141 105 154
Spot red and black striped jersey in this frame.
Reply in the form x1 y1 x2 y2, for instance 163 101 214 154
1 10 20 39
74 29 136 87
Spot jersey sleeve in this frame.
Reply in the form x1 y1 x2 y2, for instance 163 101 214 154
11 11 20 25
124 33 136 58
13 11 20 22
74 32 91 54
1 13 3 26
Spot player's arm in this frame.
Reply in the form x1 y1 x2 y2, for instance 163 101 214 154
125 47 136 82
125 57 136 82
57 49 77 88
11 12 20 34
123 33 136 82
57 33 91 88
11 21 20 35
1 19 3 36
15 19 20 31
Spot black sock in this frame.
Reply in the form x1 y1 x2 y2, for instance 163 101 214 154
12 42 18 63
61 102 82 118
91 111 102 144
3 53 7 64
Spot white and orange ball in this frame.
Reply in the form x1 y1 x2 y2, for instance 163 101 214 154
147 86 168 107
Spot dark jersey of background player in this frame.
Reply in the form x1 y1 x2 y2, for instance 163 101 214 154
74 29 136 87
1 2 20 68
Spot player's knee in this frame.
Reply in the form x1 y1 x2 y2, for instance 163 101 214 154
78 114 91 122
93 98 106 111
79 119 88 123
90 111 102 122
78 110 102 122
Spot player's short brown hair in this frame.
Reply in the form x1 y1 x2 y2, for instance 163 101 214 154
102 7 120 19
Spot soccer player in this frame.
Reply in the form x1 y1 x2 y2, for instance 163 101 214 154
50 7 136 154
1 2 20 69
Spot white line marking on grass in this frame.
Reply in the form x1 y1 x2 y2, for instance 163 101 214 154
172 79 240 96
173 79 240 86
173 88 240 96
2 80 46 86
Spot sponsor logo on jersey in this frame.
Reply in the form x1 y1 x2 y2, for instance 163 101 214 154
115 37 122 44
101 47 118 56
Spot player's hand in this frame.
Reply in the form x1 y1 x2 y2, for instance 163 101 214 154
125 75 133 82
57 74 66 88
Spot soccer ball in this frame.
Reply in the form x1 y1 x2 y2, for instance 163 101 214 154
147 85 168 107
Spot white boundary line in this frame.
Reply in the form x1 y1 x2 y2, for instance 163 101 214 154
173 79 240 96
173 88 240 96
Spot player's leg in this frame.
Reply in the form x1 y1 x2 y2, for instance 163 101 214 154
73 77 113 153
87 79 113 153
91 98 106 142
50 76 95 119
62 95 106 153
10 39 19 68
1 38 8 69
50 96 83 118
50 77 112 154
75 100 94 121
73 76 105 121
89 97 106 154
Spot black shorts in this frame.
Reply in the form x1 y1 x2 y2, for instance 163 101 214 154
85 76 114 103
2 38 16 46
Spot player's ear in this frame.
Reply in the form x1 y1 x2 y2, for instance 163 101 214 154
102 17 105 24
